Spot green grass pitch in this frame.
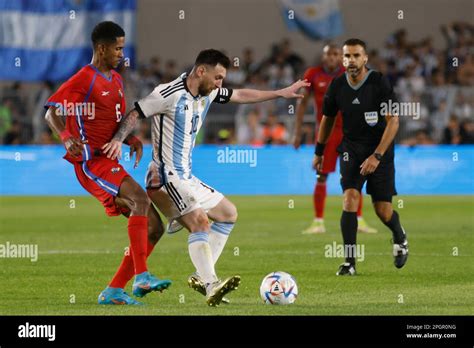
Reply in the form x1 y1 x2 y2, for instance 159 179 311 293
0 195 472 315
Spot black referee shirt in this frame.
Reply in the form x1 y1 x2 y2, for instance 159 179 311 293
323 69 396 147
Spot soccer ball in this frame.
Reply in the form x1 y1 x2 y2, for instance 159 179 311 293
260 271 298 305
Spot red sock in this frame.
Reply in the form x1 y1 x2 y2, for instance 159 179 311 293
313 182 327 219
357 194 363 217
109 240 156 289
127 215 148 275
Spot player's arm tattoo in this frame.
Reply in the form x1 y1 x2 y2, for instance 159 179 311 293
112 109 140 143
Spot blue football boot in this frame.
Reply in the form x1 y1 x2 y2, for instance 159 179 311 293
98 286 143 305
132 271 172 298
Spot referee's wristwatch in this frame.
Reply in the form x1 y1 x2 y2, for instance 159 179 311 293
373 152 383 161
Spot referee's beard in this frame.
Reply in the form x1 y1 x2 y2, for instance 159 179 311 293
347 65 366 79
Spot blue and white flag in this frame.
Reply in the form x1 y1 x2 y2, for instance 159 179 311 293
0 0 135 81
280 0 344 40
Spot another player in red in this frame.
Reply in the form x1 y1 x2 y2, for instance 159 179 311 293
294 44 377 234
44 21 171 305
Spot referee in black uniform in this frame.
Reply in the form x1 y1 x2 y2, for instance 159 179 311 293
314 38 408 275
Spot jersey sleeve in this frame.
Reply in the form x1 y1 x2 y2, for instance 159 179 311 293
322 79 339 117
211 87 233 104
134 85 171 118
44 74 88 113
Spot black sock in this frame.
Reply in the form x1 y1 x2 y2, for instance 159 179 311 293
383 210 406 244
341 211 358 265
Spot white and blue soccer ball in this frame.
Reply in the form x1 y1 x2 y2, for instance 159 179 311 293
260 271 298 305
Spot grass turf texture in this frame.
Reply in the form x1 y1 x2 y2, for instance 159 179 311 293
0 195 472 315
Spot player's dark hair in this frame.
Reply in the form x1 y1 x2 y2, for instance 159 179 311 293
343 38 367 52
91 21 125 46
195 49 231 69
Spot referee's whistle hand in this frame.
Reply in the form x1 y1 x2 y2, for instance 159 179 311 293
360 155 380 175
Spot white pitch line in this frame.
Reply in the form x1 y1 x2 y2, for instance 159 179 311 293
38 250 471 257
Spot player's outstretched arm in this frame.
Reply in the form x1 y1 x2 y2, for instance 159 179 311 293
230 79 310 104
360 115 399 175
102 109 140 160
313 115 336 172
45 106 86 158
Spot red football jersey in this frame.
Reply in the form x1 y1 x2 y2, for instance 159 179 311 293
304 65 344 129
45 64 125 162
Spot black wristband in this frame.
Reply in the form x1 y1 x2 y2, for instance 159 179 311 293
315 142 326 156
374 152 383 161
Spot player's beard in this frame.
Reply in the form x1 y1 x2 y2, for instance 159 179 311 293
198 83 212 96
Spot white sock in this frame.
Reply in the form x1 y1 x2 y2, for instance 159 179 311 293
188 232 217 284
209 222 234 264
314 218 324 223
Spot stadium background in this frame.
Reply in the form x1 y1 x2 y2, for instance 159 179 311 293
0 0 472 195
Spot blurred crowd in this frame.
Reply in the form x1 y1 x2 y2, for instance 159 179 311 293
0 21 473 146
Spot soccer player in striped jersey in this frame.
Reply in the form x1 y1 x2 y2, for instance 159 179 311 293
103 49 309 306
44 21 171 305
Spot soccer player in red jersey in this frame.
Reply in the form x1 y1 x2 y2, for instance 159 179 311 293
294 44 377 234
44 21 171 305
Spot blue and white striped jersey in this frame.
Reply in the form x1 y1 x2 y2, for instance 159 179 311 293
135 73 232 181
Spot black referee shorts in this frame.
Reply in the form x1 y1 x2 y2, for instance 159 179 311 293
338 140 397 203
